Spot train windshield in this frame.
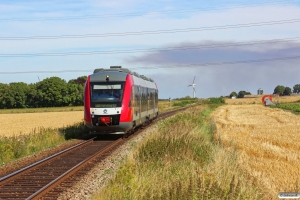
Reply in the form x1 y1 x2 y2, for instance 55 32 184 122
90 82 124 104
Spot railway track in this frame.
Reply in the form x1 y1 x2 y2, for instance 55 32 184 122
0 106 190 199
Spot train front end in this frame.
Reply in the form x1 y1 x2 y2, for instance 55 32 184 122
84 68 133 134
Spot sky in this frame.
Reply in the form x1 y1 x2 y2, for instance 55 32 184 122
1 0 300 99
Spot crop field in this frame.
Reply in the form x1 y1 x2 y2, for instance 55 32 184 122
0 111 84 136
276 103 300 112
225 95 300 105
212 104 300 198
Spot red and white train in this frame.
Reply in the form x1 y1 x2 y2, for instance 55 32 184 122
84 66 158 134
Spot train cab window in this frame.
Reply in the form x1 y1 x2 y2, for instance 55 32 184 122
91 83 124 103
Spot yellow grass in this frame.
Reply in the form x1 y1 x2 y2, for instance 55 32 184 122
226 95 300 105
212 104 300 198
0 111 84 137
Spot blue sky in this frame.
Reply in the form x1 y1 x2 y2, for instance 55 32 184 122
1 0 300 98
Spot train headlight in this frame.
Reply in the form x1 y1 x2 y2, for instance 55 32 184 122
106 75 109 81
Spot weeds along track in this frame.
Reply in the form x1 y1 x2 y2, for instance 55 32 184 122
0 107 188 199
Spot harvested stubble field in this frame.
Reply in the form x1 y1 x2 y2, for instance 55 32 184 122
212 104 300 198
226 95 300 105
0 111 84 136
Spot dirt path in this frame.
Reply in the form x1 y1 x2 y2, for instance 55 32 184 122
0 111 83 136
212 104 300 198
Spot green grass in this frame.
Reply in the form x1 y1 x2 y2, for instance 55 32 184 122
92 105 263 200
159 99 199 113
0 122 90 166
0 106 84 114
276 103 300 113
172 98 199 107
201 97 225 104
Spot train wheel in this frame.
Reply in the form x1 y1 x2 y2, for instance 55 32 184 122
123 133 129 139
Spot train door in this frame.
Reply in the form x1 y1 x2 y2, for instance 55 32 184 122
146 87 149 118
134 85 141 125
139 86 142 124
151 89 155 117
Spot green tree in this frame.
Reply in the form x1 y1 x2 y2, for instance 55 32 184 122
26 83 40 108
68 76 87 85
237 91 251 98
283 87 292 96
273 85 285 96
6 82 29 108
36 77 68 107
0 83 10 108
67 76 86 106
67 83 84 106
229 91 237 98
293 84 300 94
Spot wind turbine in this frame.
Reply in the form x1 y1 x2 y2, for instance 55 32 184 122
188 76 196 98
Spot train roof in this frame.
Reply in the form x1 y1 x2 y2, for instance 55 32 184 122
93 66 132 74
91 66 157 89
90 70 128 82
132 75 157 89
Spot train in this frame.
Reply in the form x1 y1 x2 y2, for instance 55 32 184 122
84 66 158 134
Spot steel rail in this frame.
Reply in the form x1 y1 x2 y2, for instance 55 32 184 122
26 138 123 200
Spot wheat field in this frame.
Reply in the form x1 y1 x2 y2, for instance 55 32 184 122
226 95 300 105
0 111 84 137
212 104 300 198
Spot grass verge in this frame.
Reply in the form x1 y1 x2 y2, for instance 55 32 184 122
172 98 199 107
159 98 200 113
274 103 300 113
92 105 263 200
0 122 90 166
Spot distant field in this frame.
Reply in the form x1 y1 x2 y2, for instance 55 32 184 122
0 106 84 114
225 95 300 105
212 104 300 198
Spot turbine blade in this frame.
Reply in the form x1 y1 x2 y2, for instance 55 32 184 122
193 76 196 84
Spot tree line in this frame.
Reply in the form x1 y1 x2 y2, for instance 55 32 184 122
229 84 300 98
0 76 87 109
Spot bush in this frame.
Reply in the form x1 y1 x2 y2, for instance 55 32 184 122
172 98 198 107
202 97 225 104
